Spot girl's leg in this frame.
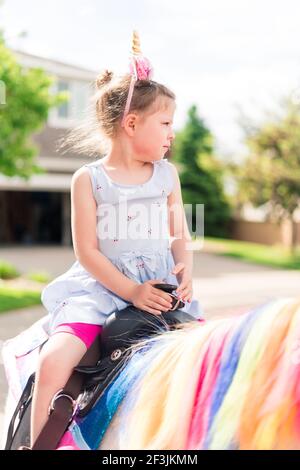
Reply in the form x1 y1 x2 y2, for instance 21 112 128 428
30 333 87 447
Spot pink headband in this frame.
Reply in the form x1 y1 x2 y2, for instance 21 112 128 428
121 31 154 128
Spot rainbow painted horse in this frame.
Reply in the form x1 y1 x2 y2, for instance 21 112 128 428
2 296 300 450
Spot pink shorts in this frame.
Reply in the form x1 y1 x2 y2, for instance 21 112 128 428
52 323 103 349
52 317 205 350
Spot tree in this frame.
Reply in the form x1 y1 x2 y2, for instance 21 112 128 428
172 105 231 238
0 1 3 42
233 96 300 253
0 38 66 179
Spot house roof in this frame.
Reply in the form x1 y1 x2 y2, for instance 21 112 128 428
11 48 98 81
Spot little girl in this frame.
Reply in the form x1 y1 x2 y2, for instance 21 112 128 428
24 31 203 447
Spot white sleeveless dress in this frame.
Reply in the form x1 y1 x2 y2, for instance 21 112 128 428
41 157 204 333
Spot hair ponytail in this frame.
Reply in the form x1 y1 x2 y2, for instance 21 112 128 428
96 70 114 89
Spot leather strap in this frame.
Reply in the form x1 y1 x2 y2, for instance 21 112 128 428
5 373 35 450
31 335 101 450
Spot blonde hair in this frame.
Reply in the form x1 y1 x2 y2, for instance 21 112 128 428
59 69 176 157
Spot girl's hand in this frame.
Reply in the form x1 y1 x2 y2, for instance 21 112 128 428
172 262 193 303
129 279 173 316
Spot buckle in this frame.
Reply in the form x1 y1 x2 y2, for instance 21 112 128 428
48 389 79 422
169 294 184 311
111 349 123 361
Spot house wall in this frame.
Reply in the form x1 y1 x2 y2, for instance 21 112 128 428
230 218 300 247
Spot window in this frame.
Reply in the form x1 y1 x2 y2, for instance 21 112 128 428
48 79 91 127
57 81 70 119
72 82 89 120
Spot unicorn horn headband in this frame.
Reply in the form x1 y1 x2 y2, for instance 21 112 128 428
121 30 154 127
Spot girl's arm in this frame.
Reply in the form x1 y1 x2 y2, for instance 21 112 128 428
167 163 193 277
71 168 137 302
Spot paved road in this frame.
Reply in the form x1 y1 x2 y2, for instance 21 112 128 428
1 246 299 444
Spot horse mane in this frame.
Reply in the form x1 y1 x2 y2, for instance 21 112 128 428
96 298 300 450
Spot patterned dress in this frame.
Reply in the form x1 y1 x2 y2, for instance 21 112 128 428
40 157 204 333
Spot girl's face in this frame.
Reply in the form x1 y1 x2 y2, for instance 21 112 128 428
133 98 176 162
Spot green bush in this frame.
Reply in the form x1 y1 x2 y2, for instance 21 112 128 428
26 271 52 283
0 260 20 279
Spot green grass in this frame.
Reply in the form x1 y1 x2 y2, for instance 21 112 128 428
0 287 42 313
202 237 300 270
26 271 52 283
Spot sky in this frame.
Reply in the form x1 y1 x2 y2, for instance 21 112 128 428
2 0 300 161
